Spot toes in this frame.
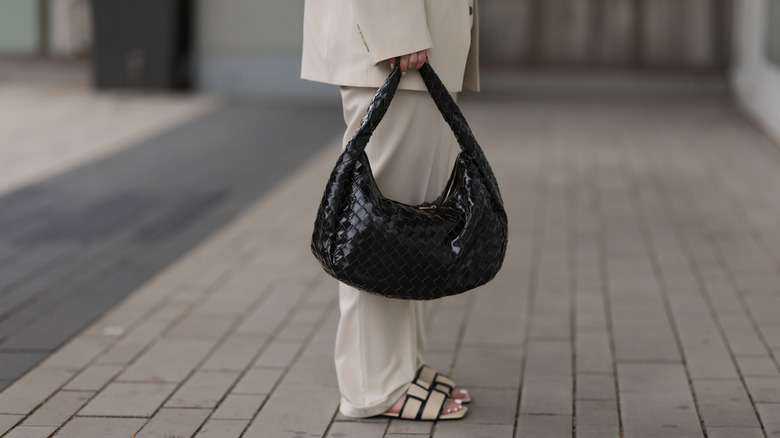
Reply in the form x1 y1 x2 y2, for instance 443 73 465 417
443 399 462 414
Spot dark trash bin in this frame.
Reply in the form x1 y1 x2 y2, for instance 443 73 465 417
90 0 192 90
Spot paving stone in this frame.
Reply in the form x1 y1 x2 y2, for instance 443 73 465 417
718 316 768 356
167 314 236 340
576 425 620 438
759 325 780 349
612 312 682 362
618 363 703 438
92 318 172 366
283 353 337 387
693 379 760 428
576 331 614 373
0 265 149 352
165 370 239 408
744 296 780 325
236 290 305 336
0 367 75 414
757 403 780 437
451 346 522 388
194 288 261 316
332 412 387 424
243 384 339 438
387 418 432 434
118 338 215 382
0 415 24 435
431 309 470 351
0 352 49 380
199 334 267 372
433 423 513 438
212 394 266 420
23 391 94 427
743 376 780 403
576 373 617 401
686 349 740 380
515 415 571 438
63 364 122 391
37 336 113 370
135 408 210 438
233 368 285 394
195 419 249 438
78 382 177 417
54 417 146 438
462 306 524 347
736 356 780 377
276 308 326 342
525 341 572 377
4 426 58 438
94 342 148 365
325 421 387 438
520 375 573 415
299 312 337 357
455 388 516 425
706 427 765 438
576 399 619 426
252 340 301 369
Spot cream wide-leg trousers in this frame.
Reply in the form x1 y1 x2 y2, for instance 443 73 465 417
335 85 460 418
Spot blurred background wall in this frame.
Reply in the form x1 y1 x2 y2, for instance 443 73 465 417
479 0 730 69
194 0 332 99
0 0 778 141
0 0 90 57
732 0 780 142
0 0 38 54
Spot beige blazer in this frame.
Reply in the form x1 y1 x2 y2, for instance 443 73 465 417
301 0 479 92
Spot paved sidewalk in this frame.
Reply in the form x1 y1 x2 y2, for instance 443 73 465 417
2 77 780 438
0 79 341 389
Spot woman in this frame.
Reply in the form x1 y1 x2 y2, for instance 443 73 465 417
301 0 479 421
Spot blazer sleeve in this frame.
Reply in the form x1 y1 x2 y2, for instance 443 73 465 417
350 0 434 65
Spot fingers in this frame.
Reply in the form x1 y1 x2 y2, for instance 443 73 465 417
408 52 419 70
399 55 409 73
393 50 429 73
407 51 427 70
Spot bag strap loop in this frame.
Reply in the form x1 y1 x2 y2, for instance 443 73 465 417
348 61 475 155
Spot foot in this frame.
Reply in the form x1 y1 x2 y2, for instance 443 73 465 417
414 365 471 404
451 388 469 400
385 394 464 416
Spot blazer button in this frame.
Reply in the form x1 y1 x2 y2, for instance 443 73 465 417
469 6 473 15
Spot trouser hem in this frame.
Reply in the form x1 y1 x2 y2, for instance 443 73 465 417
338 383 410 418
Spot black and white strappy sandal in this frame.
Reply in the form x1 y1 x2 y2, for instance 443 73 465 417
380 381 468 421
414 365 472 404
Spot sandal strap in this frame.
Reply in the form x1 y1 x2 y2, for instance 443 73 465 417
398 382 448 420
414 365 456 396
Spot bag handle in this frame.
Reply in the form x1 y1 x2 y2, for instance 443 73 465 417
348 60 476 155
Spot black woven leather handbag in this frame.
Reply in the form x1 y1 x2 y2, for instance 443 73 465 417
311 62 508 300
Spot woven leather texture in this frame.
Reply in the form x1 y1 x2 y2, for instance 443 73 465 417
311 62 508 300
